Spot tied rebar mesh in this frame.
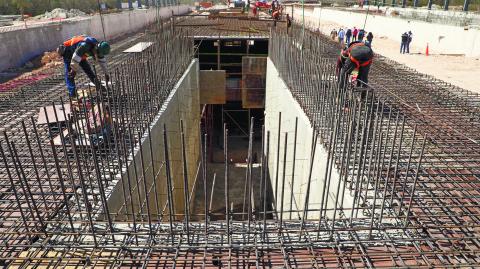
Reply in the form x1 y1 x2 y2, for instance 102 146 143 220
0 21 195 267
0 17 479 268
269 24 480 267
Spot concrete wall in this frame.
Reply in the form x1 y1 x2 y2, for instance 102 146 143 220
0 5 190 72
105 59 200 220
265 58 351 219
289 7 480 57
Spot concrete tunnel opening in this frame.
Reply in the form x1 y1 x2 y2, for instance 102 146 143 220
192 37 271 220
188 36 347 221
104 32 348 223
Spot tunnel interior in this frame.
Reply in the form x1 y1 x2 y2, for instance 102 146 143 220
192 38 271 218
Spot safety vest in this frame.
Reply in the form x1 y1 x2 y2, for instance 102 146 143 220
64 35 86 47
63 35 98 60
342 42 373 69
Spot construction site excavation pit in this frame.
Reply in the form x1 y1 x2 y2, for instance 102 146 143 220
1 8 480 268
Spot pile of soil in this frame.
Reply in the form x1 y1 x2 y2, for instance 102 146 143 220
34 8 87 20
40 51 63 67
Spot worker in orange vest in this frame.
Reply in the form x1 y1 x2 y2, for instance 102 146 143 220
337 41 373 90
57 35 111 97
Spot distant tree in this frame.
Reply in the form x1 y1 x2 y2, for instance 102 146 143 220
12 0 32 19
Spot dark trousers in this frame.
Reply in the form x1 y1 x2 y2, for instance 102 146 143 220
338 58 371 90
406 41 411 53
357 64 370 86
400 42 407 54
63 48 97 97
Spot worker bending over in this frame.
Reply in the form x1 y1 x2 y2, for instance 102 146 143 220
57 35 111 97
337 41 373 90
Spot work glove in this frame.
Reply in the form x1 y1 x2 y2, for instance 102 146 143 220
68 68 76 79
69 61 79 79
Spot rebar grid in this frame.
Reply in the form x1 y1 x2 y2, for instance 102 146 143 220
174 16 283 39
0 20 194 267
0 18 479 268
269 24 480 266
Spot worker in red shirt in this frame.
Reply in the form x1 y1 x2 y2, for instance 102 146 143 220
57 35 111 97
272 9 280 20
337 41 373 90
352 27 358 42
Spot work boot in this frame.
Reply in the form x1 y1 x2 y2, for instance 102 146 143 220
70 91 82 111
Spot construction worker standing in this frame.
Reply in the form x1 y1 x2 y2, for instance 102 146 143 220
337 41 373 90
57 35 111 97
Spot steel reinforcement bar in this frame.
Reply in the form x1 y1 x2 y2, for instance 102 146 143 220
269 24 480 266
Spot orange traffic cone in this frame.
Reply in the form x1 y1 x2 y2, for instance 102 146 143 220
426 43 429 56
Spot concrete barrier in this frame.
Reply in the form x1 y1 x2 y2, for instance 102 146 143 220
0 5 190 72
289 7 480 57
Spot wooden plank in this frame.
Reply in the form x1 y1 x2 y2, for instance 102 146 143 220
52 129 70 146
37 104 71 125
87 80 112 87
123 42 154 53
199 70 226 104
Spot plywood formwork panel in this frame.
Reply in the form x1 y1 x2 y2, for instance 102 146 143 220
199 70 226 104
123 42 154 53
36 104 71 124
242 57 267 108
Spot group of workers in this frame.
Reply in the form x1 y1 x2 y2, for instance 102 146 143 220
59 31 371 109
251 0 283 21
400 31 413 54
332 27 374 48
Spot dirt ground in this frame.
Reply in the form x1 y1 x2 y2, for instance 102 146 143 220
0 51 62 90
316 20 480 94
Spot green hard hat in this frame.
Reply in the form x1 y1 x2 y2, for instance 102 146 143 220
97 41 111 57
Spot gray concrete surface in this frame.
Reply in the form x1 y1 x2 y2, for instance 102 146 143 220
191 163 263 220
105 59 201 220
265 58 352 219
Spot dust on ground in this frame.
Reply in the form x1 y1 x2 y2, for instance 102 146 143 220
317 20 480 94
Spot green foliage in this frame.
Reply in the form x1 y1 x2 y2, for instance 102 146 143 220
12 0 32 9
